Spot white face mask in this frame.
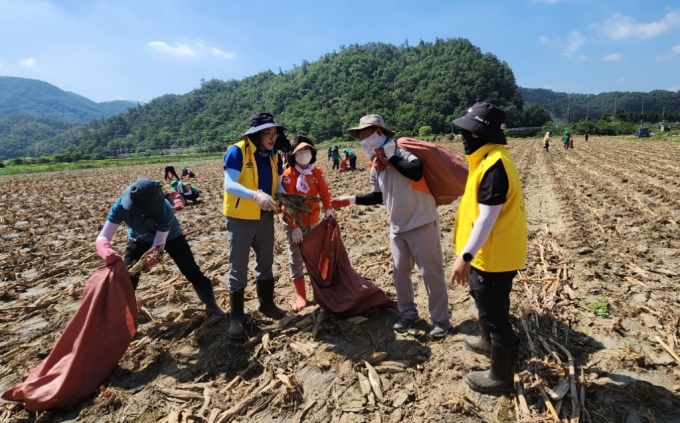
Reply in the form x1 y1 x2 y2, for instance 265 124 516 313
360 132 387 157
295 150 313 166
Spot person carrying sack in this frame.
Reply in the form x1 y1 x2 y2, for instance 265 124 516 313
450 102 527 394
330 114 451 338
280 136 333 310
223 112 290 339
95 178 224 315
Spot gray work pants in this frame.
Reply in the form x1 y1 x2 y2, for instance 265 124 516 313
389 221 451 325
282 220 319 280
226 211 274 292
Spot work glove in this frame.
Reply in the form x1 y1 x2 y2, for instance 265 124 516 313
141 245 164 268
252 190 276 211
325 209 334 218
330 196 356 209
382 140 396 160
291 228 303 244
371 148 388 172
95 239 121 264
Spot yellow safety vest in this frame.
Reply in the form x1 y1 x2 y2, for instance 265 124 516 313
454 144 527 272
223 138 280 219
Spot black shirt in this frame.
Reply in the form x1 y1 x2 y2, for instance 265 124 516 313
478 159 509 206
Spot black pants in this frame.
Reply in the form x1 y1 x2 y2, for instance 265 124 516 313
469 267 519 347
123 235 213 302
183 192 200 203
332 159 339 170
349 156 357 170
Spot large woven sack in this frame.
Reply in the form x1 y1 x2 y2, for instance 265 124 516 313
2 260 138 411
299 217 395 317
396 137 468 206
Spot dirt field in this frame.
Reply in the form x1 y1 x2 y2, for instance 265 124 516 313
1 137 679 423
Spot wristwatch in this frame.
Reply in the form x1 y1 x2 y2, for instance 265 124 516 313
462 253 473 263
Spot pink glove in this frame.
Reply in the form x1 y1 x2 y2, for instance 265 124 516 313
95 239 121 264
142 246 164 268
330 196 355 209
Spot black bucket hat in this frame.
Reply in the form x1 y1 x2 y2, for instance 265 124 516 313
242 113 286 136
122 178 165 216
453 102 507 145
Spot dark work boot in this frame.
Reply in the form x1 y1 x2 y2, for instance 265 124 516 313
193 281 226 316
466 343 519 394
464 320 491 358
228 291 245 340
256 279 285 320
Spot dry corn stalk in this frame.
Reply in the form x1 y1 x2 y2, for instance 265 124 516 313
275 193 321 230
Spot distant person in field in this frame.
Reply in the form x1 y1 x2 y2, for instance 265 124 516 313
343 148 357 171
181 166 196 180
584 130 589 142
543 131 550 153
280 136 333 310
450 102 527 395
95 178 224 315
171 180 200 204
562 131 570 151
164 166 180 181
330 114 451 338
568 132 574 149
331 146 341 170
223 112 290 339
328 147 333 162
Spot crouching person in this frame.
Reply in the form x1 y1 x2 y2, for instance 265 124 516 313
95 178 224 315
450 103 527 394
223 113 288 339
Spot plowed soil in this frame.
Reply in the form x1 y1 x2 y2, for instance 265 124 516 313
1 137 679 423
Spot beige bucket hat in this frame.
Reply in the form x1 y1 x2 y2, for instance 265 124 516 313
347 114 396 140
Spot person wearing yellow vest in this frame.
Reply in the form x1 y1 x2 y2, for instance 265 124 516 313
223 113 291 340
451 102 527 394
330 114 451 338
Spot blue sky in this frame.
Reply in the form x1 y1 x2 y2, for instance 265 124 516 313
1 0 678 103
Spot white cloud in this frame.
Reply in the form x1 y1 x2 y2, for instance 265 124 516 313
210 47 236 59
603 53 624 61
539 36 550 45
562 30 586 58
146 41 195 57
670 86 680 91
18 57 37 67
591 12 680 40
672 44 680 54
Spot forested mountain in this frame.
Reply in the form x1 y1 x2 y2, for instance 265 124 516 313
0 114 81 159
0 77 136 122
520 88 680 124
10 39 539 158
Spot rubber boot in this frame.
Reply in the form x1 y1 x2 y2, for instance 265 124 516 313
228 291 245 340
292 278 307 311
256 279 286 319
464 320 491 358
466 343 519 394
193 281 226 316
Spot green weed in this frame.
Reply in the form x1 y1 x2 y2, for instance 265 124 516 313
585 294 610 317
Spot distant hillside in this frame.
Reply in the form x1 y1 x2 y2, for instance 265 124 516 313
519 87 680 123
0 77 136 123
0 114 81 159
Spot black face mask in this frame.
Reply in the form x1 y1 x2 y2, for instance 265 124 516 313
460 129 485 155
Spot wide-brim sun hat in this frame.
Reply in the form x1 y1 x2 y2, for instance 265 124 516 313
292 141 316 154
348 114 396 140
122 178 165 216
242 112 286 137
453 102 507 145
